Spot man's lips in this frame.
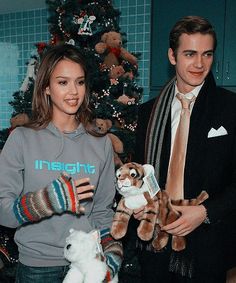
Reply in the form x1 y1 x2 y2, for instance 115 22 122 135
189 71 204 77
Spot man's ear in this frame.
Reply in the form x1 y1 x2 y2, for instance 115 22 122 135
168 48 176 66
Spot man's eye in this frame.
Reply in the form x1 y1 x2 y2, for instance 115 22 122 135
204 52 213 57
185 52 194 57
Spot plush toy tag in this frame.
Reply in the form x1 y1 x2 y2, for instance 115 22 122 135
90 230 104 258
143 171 160 198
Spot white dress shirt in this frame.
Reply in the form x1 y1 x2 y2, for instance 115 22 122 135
170 82 204 156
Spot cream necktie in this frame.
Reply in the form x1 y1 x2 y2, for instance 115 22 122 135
165 94 196 200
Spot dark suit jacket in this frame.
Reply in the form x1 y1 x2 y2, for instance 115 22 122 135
135 73 236 271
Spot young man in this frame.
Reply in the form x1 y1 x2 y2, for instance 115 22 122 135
134 16 236 283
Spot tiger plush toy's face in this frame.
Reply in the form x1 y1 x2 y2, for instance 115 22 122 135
116 162 145 189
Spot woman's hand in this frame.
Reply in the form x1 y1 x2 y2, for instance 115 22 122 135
75 177 94 201
74 177 94 213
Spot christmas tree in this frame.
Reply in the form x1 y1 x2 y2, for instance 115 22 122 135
0 49 40 149
47 0 143 164
0 2 143 278
0 0 143 166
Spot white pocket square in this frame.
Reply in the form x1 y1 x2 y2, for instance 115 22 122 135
207 126 228 138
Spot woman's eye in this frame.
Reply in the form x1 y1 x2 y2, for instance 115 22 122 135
77 80 85 85
58 81 67 85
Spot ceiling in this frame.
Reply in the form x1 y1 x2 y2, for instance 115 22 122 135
0 0 46 14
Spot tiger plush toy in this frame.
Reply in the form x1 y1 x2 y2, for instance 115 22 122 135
111 162 209 252
152 189 209 251
111 162 159 241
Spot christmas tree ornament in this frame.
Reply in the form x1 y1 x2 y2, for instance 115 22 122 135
74 13 96 36
66 39 75 45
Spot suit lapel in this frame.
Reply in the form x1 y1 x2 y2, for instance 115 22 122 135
184 73 218 195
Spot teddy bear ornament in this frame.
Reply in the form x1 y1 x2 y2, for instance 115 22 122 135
95 31 138 69
63 229 118 283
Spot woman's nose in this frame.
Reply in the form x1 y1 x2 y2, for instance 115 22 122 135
70 82 78 94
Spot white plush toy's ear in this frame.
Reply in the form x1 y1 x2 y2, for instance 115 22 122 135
89 230 103 256
69 228 75 234
89 230 100 242
142 164 155 176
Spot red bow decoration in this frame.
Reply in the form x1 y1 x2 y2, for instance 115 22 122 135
35 42 47 54
107 46 121 58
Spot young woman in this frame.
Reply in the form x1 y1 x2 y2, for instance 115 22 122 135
0 44 122 283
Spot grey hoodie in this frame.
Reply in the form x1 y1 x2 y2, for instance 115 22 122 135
0 122 115 267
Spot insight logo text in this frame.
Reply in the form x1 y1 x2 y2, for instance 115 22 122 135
35 160 96 175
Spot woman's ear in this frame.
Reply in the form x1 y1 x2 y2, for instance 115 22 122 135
168 48 176 66
45 86 50 96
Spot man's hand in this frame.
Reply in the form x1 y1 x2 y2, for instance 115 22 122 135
161 204 207 236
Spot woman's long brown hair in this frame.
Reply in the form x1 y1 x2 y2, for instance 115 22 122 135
27 44 100 135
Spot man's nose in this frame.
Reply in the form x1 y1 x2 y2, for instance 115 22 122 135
194 55 203 68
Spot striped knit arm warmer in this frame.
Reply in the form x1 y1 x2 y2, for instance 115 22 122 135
13 174 80 224
100 228 123 281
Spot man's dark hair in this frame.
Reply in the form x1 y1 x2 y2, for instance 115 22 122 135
169 15 217 58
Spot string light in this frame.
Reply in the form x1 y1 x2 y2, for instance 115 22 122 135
57 8 70 37
0 233 18 263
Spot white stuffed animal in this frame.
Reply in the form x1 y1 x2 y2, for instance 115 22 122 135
63 229 118 283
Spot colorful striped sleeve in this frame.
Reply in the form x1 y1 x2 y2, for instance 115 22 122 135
100 228 123 280
13 174 80 224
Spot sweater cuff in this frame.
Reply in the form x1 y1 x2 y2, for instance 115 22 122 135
100 228 123 279
13 173 79 224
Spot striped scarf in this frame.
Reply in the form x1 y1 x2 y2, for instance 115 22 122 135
142 77 195 278
145 77 176 179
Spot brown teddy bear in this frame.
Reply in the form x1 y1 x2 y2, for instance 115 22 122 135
116 94 135 105
109 65 126 79
95 31 138 68
10 113 30 129
109 65 134 80
95 118 124 166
